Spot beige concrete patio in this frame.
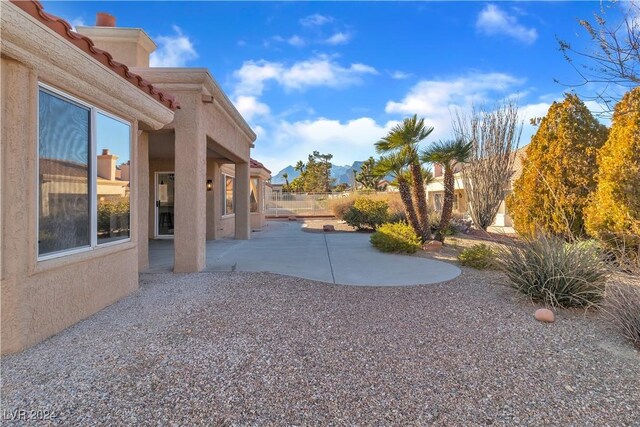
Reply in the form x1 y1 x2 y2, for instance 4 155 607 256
146 220 462 286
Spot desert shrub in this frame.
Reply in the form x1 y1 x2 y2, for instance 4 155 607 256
429 210 455 236
388 211 407 223
584 87 640 264
603 284 640 350
497 234 608 308
458 244 496 269
329 196 356 220
370 222 422 253
508 94 608 239
344 198 389 230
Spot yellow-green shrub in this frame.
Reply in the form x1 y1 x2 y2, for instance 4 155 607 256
584 87 640 260
458 244 496 269
507 94 608 239
344 198 389 230
370 222 421 253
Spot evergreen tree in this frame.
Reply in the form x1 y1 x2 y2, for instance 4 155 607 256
584 87 640 247
507 93 608 238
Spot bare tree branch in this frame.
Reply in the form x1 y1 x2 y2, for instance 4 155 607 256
454 100 523 230
557 0 640 117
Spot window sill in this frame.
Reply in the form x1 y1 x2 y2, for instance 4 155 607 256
32 240 135 276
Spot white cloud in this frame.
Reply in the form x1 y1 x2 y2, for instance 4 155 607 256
233 96 271 121
233 55 378 96
324 32 352 45
476 4 538 44
272 35 306 47
287 35 306 47
252 117 397 173
300 14 334 27
150 26 198 67
385 72 527 140
386 73 524 116
390 71 413 80
69 17 85 32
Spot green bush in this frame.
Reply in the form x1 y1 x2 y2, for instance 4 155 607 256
370 222 422 253
458 244 496 269
344 198 389 230
603 284 640 350
497 234 608 308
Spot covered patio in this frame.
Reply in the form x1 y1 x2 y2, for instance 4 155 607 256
135 68 256 273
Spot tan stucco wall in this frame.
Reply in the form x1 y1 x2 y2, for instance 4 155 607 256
1 4 175 353
0 56 147 354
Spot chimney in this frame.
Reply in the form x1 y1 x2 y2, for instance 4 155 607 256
120 161 131 182
75 14 156 68
97 149 118 181
96 12 116 27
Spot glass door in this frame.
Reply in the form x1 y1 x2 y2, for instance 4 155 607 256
156 172 175 237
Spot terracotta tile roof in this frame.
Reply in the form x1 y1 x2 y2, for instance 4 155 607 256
250 158 271 174
11 0 180 111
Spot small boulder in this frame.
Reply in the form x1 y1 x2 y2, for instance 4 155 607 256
422 240 443 252
323 224 335 232
534 308 555 323
288 216 297 221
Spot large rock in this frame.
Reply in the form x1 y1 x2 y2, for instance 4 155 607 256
534 308 555 323
288 216 297 221
422 240 443 252
323 224 335 232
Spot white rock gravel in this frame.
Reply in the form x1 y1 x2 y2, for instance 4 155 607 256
1 270 639 426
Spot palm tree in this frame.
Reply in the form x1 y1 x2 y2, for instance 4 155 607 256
374 153 422 238
375 115 434 240
282 173 289 189
421 139 472 242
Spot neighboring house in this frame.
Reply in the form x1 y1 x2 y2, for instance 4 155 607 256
1 2 257 354
425 148 526 227
377 179 398 192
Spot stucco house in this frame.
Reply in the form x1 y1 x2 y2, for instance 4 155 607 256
1 2 260 354
425 148 526 228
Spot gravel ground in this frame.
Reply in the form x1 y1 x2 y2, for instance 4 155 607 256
1 270 639 426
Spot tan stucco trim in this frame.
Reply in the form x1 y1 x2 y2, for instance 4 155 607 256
130 68 256 141
1 3 174 129
75 26 157 53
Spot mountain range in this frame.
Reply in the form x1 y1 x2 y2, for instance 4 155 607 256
272 161 364 185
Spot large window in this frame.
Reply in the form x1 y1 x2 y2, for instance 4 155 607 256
250 178 259 213
223 175 235 215
38 85 131 259
96 113 131 244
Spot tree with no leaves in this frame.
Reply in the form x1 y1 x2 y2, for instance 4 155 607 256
421 139 472 242
453 101 523 230
557 0 640 115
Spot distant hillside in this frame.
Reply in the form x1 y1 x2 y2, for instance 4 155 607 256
272 161 365 185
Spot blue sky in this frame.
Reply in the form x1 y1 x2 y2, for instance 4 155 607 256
44 1 628 173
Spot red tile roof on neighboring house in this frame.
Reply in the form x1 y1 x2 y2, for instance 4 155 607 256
250 158 271 174
10 0 180 111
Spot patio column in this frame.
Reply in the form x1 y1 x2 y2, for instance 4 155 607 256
235 161 251 240
206 160 220 240
174 121 207 272
137 130 149 271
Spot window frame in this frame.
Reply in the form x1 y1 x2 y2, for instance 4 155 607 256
222 173 235 217
37 83 133 262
